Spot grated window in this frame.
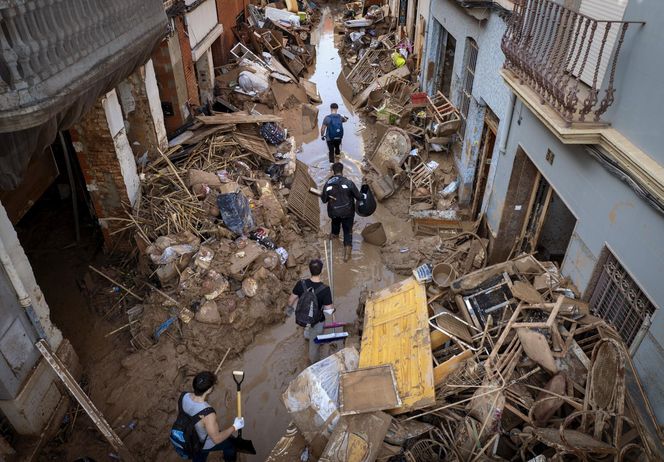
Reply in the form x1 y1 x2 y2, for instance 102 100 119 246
589 252 656 346
459 38 478 139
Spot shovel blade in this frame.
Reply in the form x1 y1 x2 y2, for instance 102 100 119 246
235 436 257 455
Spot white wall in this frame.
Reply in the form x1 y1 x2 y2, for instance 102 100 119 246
143 60 168 151
102 90 140 207
185 0 218 50
486 102 664 420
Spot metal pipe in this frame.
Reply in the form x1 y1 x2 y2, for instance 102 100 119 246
58 131 80 243
0 233 48 339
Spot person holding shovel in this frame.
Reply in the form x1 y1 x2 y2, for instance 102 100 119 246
287 259 334 364
174 371 244 462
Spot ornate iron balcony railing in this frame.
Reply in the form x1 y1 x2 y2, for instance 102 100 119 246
0 0 167 189
502 0 644 126
0 0 167 130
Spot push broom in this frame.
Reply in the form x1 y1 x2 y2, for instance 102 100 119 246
315 238 349 344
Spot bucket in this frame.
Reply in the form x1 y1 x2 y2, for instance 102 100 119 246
432 263 457 288
361 222 387 246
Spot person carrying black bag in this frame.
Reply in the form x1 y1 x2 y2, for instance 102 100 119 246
321 163 361 262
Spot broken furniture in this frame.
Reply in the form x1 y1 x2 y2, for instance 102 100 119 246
339 365 401 415
288 160 320 231
359 277 435 414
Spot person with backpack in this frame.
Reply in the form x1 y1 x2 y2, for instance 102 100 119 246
286 259 334 364
321 103 348 163
170 371 244 462
321 162 361 262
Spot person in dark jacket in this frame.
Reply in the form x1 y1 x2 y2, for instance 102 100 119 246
321 103 348 163
321 163 360 261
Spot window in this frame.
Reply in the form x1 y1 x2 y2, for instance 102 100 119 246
459 39 478 138
589 251 656 347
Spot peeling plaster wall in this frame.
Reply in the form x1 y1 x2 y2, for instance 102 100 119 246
423 0 511 204
486 101 664 420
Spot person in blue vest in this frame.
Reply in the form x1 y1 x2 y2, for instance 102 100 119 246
321 103 348 163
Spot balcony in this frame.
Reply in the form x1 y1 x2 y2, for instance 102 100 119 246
501 0 643 127
0 0 167 188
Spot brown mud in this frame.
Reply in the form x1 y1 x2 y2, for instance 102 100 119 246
36 6 413 462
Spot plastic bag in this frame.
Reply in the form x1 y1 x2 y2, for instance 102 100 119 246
260 122 286 145
356 183 377 217
238 70 269 94
216 191 255 235
391 51 406 68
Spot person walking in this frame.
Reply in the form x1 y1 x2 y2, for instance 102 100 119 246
287 259 334 364
170 371 244 462
321 162 360 262
321 103 348 163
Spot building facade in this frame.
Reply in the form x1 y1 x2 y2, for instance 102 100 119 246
421 0 512 218
482 0 664 420
421 0 664 421
0 0 170 451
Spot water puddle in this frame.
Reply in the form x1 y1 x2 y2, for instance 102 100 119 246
214 8 409 459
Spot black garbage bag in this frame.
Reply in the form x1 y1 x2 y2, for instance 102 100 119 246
216 190 255 235
356 183 377 217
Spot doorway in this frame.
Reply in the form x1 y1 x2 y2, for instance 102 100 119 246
490 147 576 264
470 110 498 220
516 161 576 265
427 20 456 97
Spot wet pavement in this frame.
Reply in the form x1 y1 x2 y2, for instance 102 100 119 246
214 8 410 459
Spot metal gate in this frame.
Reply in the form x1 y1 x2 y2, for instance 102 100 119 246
589 252 656 348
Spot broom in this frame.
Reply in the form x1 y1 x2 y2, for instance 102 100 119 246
315 238 348 344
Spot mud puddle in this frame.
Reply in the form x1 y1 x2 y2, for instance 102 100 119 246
214 8 410 459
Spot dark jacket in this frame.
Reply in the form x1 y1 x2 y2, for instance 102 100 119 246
321 175 361 218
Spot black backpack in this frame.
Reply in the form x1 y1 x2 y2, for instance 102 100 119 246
295 280 326 327
327 179 354 218
169 392 214 458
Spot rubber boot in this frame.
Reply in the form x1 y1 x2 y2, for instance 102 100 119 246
329 233 338 241
343 245 351 262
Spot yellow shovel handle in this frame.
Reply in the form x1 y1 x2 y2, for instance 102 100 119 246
236 390 242 418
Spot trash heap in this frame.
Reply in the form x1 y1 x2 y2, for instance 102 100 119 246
193 0 324 142
104 123 322 362
333 8 468 230
268 254 662 461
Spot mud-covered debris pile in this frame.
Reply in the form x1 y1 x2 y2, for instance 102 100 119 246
267 254 662 461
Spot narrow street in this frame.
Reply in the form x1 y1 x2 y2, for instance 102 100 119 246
213 8 408 459
1 0 664 460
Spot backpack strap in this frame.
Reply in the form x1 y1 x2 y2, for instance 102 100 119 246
313 284 327 296
178 392 186 413
195 407 214 419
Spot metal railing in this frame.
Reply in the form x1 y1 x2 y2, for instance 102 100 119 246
501 0 644 125
0 0 166 111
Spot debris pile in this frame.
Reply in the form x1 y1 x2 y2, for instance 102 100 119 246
268 254 662 461
108 124 325 352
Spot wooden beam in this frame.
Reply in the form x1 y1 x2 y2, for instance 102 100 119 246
197 113 283 125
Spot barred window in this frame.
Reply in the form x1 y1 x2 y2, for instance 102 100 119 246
589 251 656 347
459 38 478 139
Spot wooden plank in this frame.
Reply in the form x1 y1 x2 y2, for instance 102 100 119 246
339 365 401 415
183 124 236 145
197 113 283 125
359 278 435 414
433 349 473 385
233 132 275 162
36 340 136 462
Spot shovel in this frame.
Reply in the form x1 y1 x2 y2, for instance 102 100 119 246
232 370 257 455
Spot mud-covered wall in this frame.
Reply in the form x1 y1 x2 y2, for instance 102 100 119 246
486 100 664 421
422 0 511 205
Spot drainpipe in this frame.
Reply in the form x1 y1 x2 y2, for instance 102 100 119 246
0 237 48 340
480 92 517 218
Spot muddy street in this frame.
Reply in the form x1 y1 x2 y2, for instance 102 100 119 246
213 8 407 460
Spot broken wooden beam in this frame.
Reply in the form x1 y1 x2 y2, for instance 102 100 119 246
197 113 283 125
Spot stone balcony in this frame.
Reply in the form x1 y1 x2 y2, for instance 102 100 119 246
0 0 167 189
